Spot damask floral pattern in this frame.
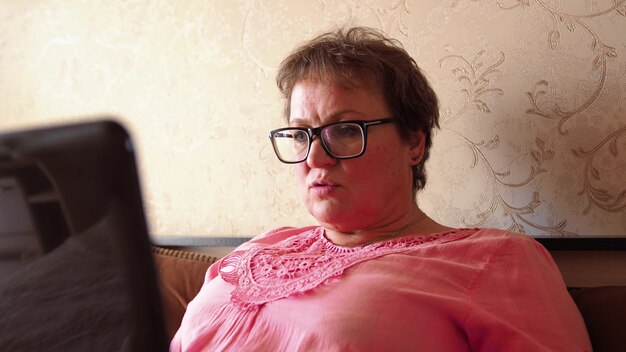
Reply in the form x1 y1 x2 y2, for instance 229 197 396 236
572 126 626 215
439 50 505 122
0 0 623 237
437 48 576 236
424 0 625 236
514 0 622 135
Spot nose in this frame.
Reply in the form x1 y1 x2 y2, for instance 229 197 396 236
306 138 336 168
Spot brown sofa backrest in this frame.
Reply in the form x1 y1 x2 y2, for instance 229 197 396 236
570 286 626 352
152 247 217 340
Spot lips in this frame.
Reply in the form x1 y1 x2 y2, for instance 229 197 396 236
309 178 339 196
310 179 338 188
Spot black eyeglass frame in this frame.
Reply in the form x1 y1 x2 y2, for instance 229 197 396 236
268 117 397 164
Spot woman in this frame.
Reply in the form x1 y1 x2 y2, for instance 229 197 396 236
172 27 591 351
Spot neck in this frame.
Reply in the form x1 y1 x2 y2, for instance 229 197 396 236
324 209 434 248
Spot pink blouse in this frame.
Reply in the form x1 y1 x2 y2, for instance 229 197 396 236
171 227 591 351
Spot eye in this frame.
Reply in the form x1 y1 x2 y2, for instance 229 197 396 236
292 130 308 144
335 124 361 138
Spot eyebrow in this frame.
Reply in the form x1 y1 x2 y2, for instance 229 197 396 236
289 109 367 127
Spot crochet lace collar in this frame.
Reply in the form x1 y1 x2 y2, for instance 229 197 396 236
219 227 476 308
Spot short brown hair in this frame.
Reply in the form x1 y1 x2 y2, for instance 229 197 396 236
276 26 440 194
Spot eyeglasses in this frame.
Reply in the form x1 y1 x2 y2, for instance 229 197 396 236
269 118 396 164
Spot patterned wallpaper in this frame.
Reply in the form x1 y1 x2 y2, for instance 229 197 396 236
0 1 624 237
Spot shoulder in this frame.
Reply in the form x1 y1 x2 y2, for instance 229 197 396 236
447 228 556 273
463 228 560 279
465 227 535 242
462 228 545 253
233 226 320 251
204 226 319 281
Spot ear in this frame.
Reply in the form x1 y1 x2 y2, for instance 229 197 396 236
407 131 425 166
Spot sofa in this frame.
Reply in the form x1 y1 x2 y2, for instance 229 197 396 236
152 245 626 352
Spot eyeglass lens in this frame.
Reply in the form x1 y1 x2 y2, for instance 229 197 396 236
272 123 365 162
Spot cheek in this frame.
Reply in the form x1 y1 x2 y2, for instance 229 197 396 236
294 165 309 188
352 146 407 187
342 154 383 187
363 144 394 169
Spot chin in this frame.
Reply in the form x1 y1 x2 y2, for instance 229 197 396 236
307 201 340 223
306 202 357 231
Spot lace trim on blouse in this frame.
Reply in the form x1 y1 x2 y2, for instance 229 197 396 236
219 227 476 308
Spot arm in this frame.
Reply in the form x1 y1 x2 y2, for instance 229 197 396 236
463 233 592 352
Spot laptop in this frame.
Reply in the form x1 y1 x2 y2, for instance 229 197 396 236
0 120 169 351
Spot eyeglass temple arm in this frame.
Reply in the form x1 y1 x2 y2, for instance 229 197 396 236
364 118 394 127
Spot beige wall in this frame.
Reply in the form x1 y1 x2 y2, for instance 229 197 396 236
1 1 624 237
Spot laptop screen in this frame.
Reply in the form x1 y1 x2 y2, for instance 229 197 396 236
0 120 168 351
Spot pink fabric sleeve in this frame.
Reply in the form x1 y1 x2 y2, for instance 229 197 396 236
169 226 316 351
463 234 592 351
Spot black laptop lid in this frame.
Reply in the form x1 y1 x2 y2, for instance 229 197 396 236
0 120 168 351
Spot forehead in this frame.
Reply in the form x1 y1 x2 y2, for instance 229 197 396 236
286 79 386 110
282 67 384 122
290 79 379 107
298 69 381 92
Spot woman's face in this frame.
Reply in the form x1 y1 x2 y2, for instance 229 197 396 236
289 78 422 233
